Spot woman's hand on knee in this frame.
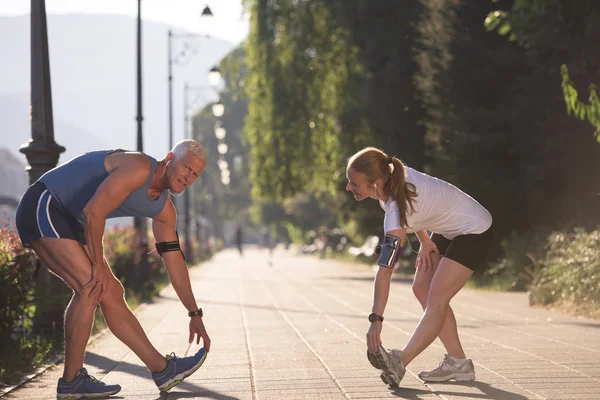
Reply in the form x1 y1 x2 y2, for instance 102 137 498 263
416 242 440 272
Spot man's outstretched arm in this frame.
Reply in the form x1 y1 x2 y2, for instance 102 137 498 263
152 197 211 350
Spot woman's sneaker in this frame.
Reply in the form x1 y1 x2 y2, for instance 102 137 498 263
367 345 405 387
152 348 208 392
418 353 476 382
57 368 121 399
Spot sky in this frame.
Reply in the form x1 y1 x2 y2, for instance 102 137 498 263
0 0 250 44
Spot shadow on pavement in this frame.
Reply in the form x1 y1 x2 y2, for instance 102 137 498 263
391 381 529 399
331 275 415 284
154 382 240 399
186 297 421 323
556 320 600 329
84 353 239 400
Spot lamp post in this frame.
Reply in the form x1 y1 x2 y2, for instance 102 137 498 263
168 8 216 151
20 0 65 181
182 82 222 261
132 0 150 287
20 0 67 335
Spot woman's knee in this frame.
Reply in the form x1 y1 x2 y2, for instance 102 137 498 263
412 279 430 307
425 290 452 311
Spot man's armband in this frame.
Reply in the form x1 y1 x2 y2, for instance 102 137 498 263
377 234 401 268
155 233 185 260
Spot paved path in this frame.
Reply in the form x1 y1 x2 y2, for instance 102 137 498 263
4 248 600 399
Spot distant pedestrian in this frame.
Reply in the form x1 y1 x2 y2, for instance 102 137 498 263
346 147 493 387
235 223 244 257
262 225 274 265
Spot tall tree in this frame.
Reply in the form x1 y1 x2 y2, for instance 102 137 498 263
416 0 600 236
485 0 600 143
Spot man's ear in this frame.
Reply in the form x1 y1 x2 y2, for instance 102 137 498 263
166 152 175 163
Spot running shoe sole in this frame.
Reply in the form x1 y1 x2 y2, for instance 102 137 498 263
57 387 121 399
158 351 208 392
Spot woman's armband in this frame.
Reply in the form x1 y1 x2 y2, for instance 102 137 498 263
377 234 401 268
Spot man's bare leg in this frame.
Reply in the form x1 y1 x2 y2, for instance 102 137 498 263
98 263 166 372
31 238 166 381
31 239 99 381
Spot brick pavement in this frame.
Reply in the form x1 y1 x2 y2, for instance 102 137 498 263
3 247 600 399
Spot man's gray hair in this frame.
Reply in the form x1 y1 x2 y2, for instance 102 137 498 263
172 139 207 163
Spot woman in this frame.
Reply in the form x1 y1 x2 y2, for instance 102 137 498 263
345 147 493 387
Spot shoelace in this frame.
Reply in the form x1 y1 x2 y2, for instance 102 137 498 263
82 373 100 384
435 354 454 371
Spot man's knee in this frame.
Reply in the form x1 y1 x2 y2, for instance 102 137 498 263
100 278 125 304
70 290 100 310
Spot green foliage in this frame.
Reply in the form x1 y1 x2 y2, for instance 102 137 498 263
244 0 366 201
192 45 251 233
561 65 600 143
486 0 600 143
0 226 37 344
529 228 600 317
416 0 600 240
0 225 55 386
476 231 548 291
243 0 426 242
248 193 338 244
103 226 171 301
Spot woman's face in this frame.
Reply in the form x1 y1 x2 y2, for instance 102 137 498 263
346 168 375 201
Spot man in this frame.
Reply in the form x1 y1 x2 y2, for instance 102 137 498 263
15 140 211 398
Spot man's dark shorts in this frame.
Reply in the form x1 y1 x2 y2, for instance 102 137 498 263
430 223 494 271
16 181 86 248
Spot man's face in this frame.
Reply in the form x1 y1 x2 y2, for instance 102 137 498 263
169 152 206 194
346 168 374 201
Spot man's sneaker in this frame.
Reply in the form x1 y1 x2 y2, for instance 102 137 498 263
418 353 476 382
367 345 405 387
57 368 121 399
152 348 208 392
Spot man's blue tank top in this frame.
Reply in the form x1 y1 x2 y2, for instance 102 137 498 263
39 150 169 224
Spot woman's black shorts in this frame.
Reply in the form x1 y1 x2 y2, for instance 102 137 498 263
430 224 494 271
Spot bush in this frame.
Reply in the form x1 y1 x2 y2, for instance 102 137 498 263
0 225 55 387
0 225 36 344
475 231 548 291
103 226 170 302
529 228 600 317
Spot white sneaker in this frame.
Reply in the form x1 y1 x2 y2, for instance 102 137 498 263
367 346 405 387
418 354 476 382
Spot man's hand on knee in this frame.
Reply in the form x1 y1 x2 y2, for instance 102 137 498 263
83 262 108 302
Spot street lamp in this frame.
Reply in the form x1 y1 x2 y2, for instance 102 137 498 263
217 143 228 155
208 65 221 86
20 0 68 335
212 101 225 118
131 0 151 287
201 5 214 16
182 82 221 261
215 126 226 140
167 7 219 151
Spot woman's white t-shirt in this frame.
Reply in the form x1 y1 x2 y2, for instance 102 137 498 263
381 167 492 240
